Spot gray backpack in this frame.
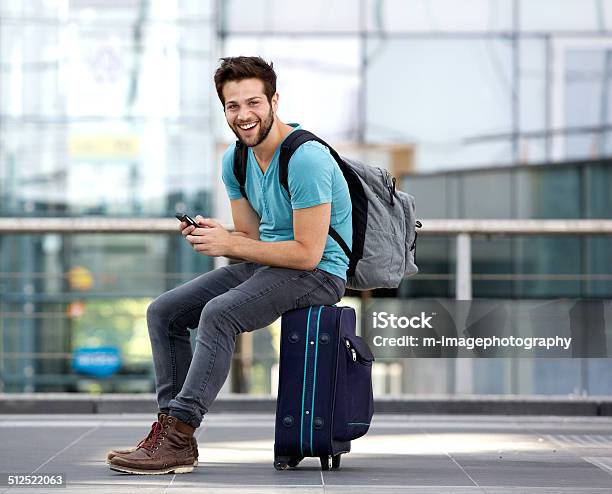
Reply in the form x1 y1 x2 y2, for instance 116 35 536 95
233 130 421 290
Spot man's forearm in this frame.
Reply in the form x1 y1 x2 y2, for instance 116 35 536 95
230 231 259 240
224 231 256 261
227 235 317 271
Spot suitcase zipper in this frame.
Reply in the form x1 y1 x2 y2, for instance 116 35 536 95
345 338 357 362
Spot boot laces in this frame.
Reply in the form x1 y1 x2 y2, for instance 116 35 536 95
140 421 164 451
135 421 157 448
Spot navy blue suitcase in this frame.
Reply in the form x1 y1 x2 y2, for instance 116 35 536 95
274 305 375 471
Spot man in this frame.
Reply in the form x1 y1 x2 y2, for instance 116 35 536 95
107 56 352 475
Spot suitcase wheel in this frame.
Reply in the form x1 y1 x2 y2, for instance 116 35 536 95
274 458 289 471
320 454 342 470
274 456 301 470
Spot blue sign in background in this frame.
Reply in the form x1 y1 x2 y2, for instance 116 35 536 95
72 347 122 377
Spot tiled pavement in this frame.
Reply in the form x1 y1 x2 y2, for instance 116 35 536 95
1 413 612 493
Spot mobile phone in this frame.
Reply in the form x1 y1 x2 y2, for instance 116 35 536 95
175 213 199 228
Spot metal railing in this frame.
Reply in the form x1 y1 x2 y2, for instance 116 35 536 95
2 217 612 301
2 217 612 395
421 219 612 299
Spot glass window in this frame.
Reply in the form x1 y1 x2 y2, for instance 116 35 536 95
516 166 581 219
223 0 359 33
365 0 514 33
521 0 602 32
365 39 513 170
519 39 546 134
404 174 460 219
462 169 514 218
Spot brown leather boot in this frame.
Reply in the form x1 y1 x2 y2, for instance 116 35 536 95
106 413 199 466
108 415 196 475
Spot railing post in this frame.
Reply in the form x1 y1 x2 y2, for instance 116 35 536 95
456 233 472 301
454 233 473 395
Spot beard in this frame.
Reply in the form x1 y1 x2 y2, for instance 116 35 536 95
230 106 275 148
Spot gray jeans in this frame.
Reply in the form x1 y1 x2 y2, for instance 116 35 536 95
146 261 346 428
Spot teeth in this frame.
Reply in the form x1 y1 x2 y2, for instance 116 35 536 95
238 122 257 130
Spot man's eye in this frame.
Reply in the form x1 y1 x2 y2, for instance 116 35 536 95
227 105 237 111
249 101 259 106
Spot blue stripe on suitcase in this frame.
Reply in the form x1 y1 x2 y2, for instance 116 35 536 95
299 305 323 456
309 306 323 456
299 306 312 456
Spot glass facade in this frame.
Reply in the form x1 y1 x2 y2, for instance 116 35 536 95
401 160 612 299
396 160 612 396
0 0 216 392
1 0 611 396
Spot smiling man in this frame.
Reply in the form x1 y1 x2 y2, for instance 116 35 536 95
107 56 352 475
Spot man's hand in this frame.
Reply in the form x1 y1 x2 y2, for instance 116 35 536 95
178 202 330 269
224 203 331 270
178 219 195 236
185 216 232 257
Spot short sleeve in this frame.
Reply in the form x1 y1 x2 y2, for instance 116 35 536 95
287 142 335 210
221 144 244 201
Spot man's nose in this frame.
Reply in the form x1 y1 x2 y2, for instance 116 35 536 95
237 106 252 122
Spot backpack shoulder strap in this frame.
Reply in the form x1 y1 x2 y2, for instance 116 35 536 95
233 140 249 199
278 129 352 263
278 130 344 198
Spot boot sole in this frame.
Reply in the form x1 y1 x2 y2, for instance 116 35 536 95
109 463 194 475
106 457 198 467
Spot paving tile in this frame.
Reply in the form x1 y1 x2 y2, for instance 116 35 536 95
2 414 612 493
455 455 612 489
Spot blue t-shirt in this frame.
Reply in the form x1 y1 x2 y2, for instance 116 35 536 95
221 124 352 280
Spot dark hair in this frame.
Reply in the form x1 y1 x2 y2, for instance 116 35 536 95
214 56 277 106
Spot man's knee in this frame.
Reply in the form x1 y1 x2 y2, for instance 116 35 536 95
200 295 243 335
146 293 173 328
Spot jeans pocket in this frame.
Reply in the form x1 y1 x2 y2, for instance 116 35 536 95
294 291 314 309
291 270 334 309
305 269 343 305
313 269 346 303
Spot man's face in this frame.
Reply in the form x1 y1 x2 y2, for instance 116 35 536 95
222 78 277 148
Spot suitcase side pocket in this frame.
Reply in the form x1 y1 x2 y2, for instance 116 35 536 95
333 334 375 442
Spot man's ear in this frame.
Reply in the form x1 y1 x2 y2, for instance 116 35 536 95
271 92 279 113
